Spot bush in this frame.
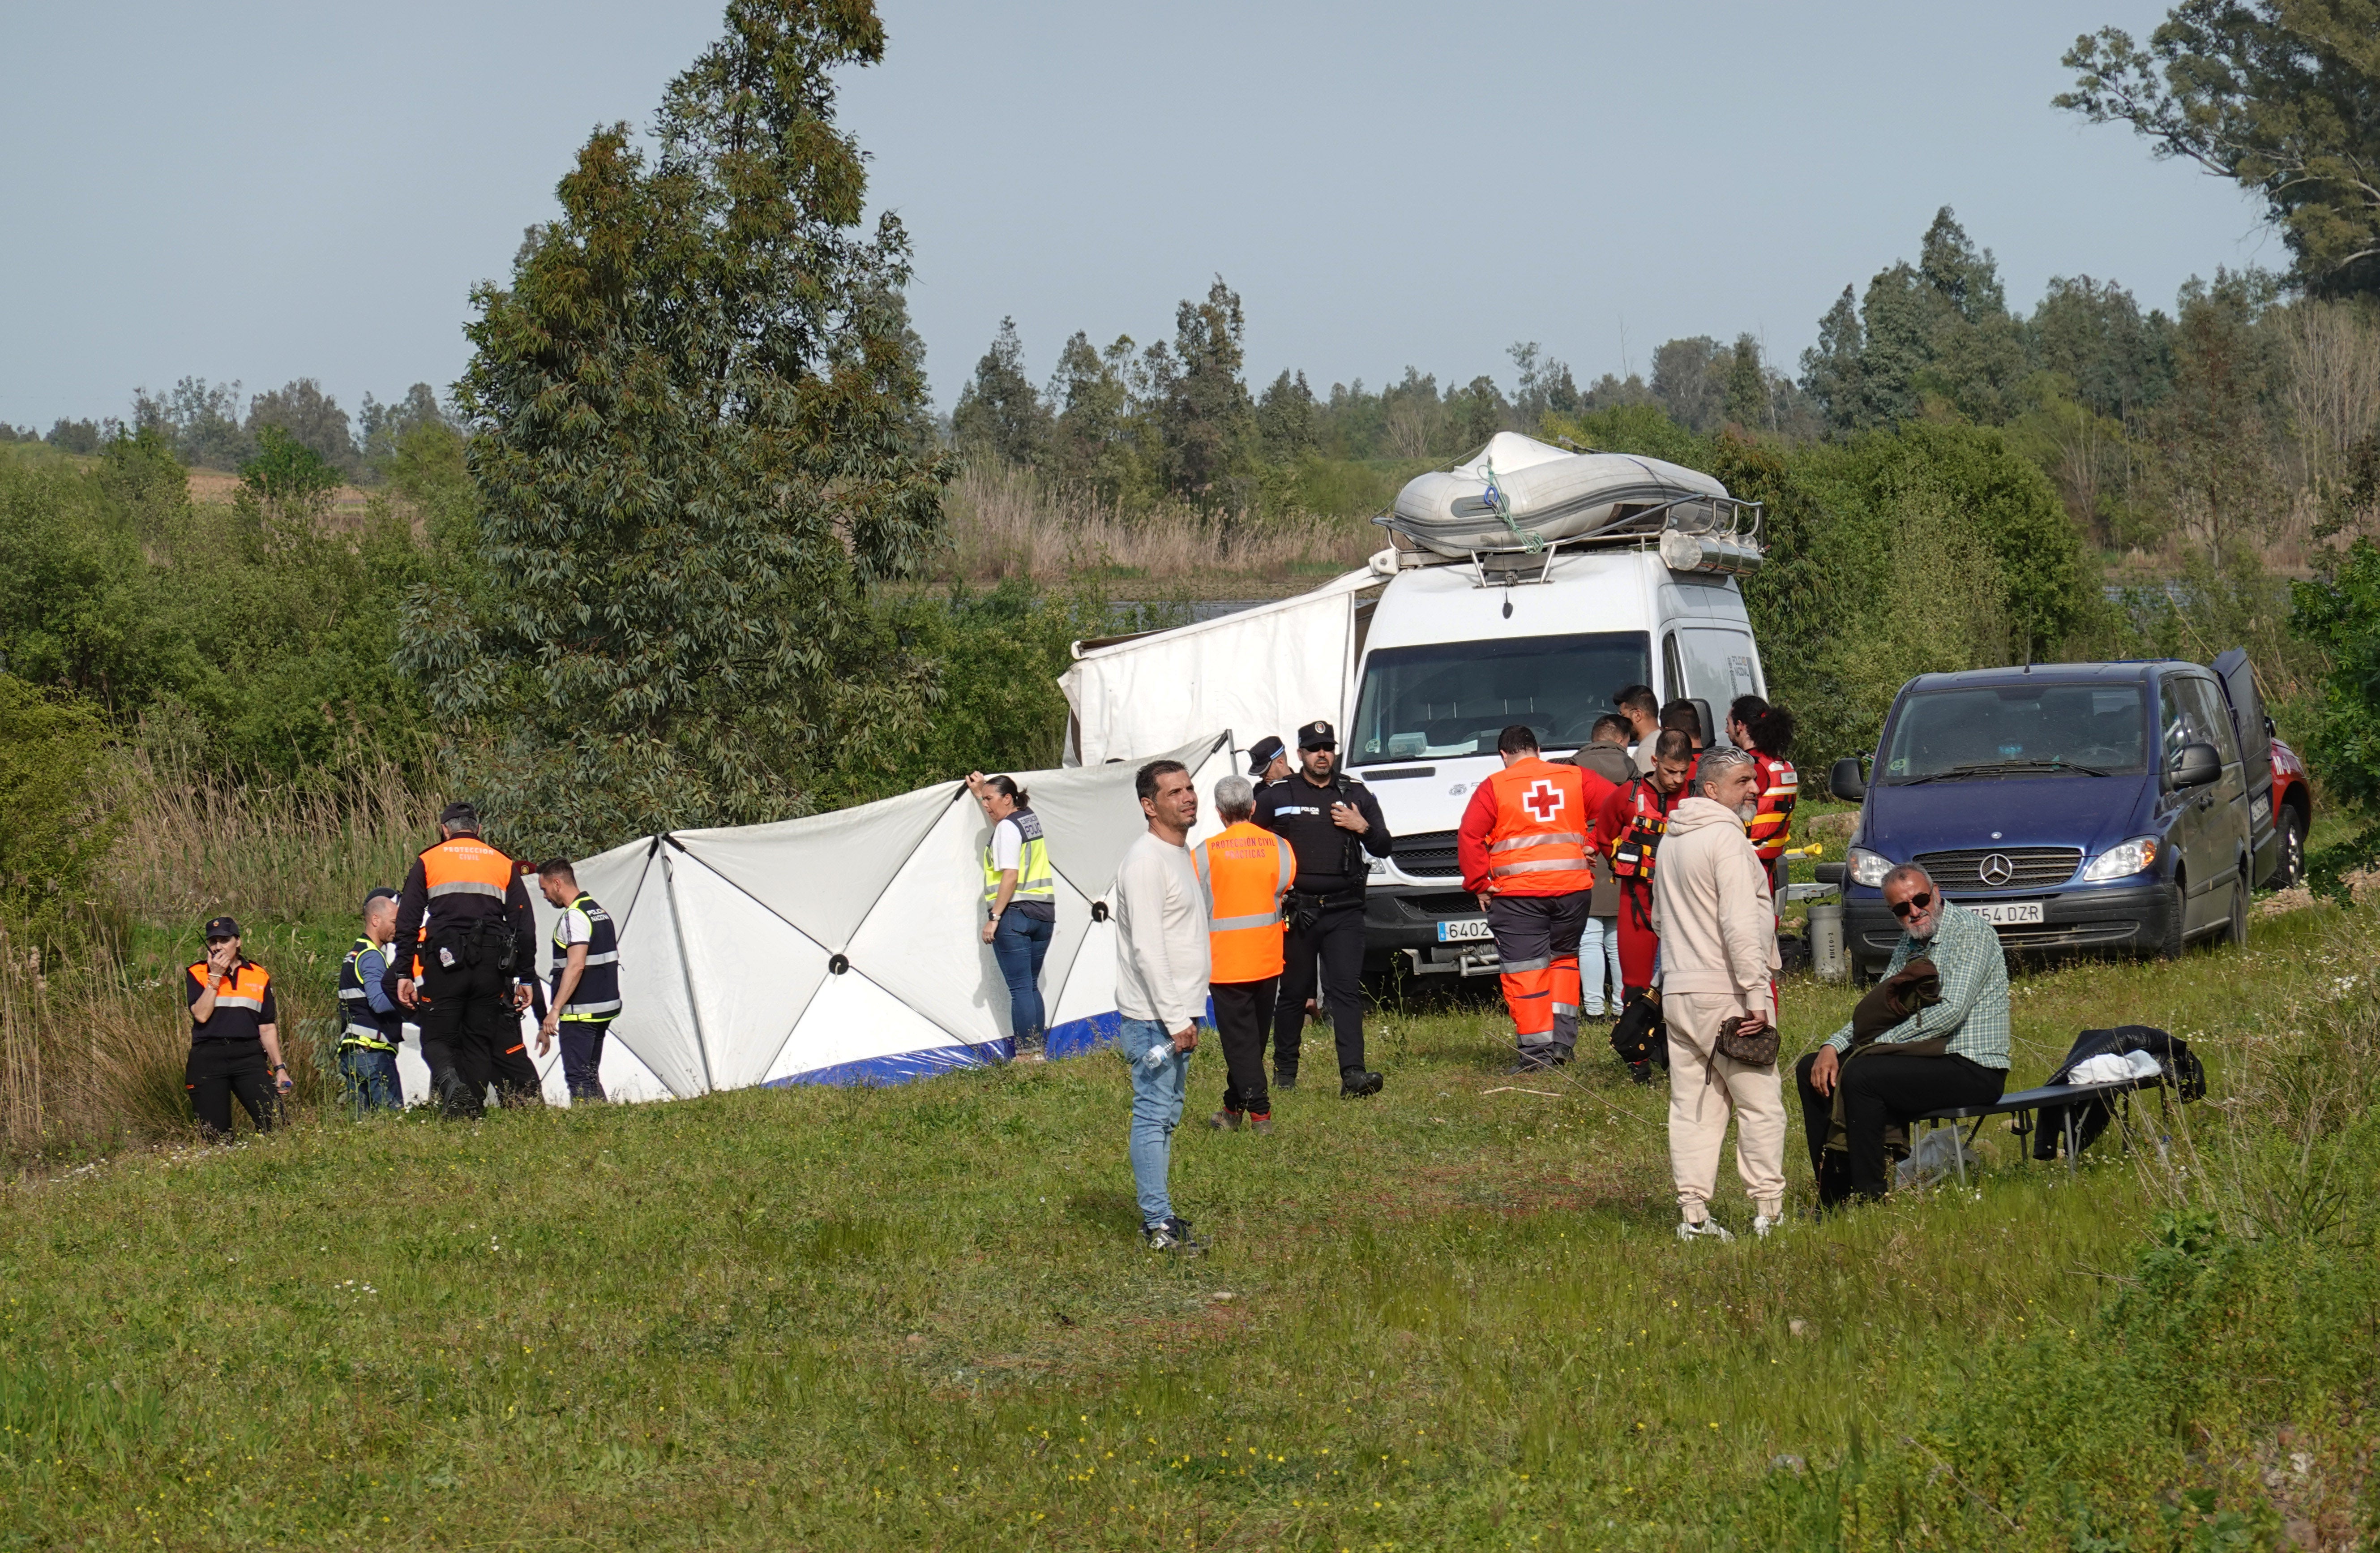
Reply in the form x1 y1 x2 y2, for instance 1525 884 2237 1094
2293 536 2380 810
0 676 119 948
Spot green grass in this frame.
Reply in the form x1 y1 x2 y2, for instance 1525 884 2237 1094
4 904 2376 1548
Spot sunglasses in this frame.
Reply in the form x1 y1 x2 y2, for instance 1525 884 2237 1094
1306 744 1336 753
1888 892 1934 919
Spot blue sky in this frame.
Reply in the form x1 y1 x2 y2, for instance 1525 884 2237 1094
0 1 2271 430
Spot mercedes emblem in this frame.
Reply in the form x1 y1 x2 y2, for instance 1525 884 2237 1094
1977 853 2015 887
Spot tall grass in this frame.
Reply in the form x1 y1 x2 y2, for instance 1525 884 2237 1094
939 464 1376 586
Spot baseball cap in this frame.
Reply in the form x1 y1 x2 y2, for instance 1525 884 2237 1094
1297 720 1336 751
438 801 479 828
1246 734 1285 776
204 915 241 941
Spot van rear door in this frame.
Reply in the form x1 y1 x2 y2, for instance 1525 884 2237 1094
2210 648 2277 883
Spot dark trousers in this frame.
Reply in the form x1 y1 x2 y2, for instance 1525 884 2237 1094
419 953 541 1119
558 1018 611 1102
186 1038 277 1140
1211 976 1278 1115
1794 1049 2005 1202
1274 900 1367 1078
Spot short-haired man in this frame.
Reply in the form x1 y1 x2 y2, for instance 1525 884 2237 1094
1651 747 1785 1240
1460 725 1602 1070
1597 729 1696 1077
1796 866 2011 1207
336 889 407 1115
185 916 292 1139
1198 774 1296 1133
536 859 620 1103
1615 684 1662 773
1253 720 1390 1097
1115 759 1208 1253
1558 716 1635 1019
1660 699 1706 755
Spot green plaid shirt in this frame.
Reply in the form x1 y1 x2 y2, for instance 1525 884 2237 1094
1824 902 2011 1070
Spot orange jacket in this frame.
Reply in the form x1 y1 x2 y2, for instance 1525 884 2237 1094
1745 751 1799 862
1195 821 1297 984
1457 756 1595 897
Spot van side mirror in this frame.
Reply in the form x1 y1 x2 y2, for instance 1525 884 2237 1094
1829 755 1867 801
2172 742 2221 790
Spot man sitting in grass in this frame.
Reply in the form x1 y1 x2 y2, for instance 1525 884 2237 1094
1796 865 2010 1206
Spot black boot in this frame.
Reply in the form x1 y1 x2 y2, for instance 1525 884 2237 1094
1340 1067 1383 1098
1273 1064 1298 1091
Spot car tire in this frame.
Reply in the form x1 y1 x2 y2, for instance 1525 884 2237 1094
2269 807 2307 888
2223 874 2248 948
2155 879 2186 960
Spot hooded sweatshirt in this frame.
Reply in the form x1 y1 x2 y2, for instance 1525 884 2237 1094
1648 795 1780 1006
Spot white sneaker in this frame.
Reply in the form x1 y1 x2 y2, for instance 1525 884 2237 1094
1752 1214 1780 1239
1676 1218 1734 1243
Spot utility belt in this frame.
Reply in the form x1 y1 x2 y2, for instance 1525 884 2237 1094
1285 886 1363 935
426 916 519 974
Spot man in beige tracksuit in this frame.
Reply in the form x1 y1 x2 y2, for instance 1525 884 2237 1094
1649 746 1786 1241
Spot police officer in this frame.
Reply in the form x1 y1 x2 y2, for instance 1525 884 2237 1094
1198 773 1296 1132
1253 720 1391 1097
1246 734 1291 788
535 858 619 1103
336 888 406 1114
389 802 541 1118
185 916 292 1139
1458 725 1597 1071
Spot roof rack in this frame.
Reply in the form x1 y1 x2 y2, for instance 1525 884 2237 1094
1372 493 1766 579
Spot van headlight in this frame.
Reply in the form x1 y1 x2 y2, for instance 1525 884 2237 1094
2080 837 2159 881
1847 846 1892 888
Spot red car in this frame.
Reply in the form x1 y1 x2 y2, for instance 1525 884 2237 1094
2264 733 2312 887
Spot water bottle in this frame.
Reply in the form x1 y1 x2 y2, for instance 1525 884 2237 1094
1144 1038 1169 1069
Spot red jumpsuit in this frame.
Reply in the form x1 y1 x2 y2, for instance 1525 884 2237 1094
1596 774 1683 993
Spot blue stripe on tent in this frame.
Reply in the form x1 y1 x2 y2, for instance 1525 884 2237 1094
765 1041 1009 1089
1046 1011 1122 1061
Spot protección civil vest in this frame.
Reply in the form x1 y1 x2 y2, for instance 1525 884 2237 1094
187 959 274 1039
981 809 1057 911
550 892 623 1021
1479 756 1595 897
337 937 401 1052
420 836 518 927
1194 821 1297 983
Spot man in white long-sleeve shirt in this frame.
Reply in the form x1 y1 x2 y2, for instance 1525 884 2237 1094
1114 758 1209 1253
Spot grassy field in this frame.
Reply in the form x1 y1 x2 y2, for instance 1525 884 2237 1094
3 898 2376 1549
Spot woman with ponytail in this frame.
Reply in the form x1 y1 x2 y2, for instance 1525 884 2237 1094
968 772 1059 1060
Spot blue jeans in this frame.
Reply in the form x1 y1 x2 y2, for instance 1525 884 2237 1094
338 1046 402 1115
1581 916 1620 1016
1120 1017 1188 1228
991 910 1054 1044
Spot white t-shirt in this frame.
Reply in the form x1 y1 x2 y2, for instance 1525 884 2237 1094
990 815 1027 873
554 905 594 948
1113 831 1210 1030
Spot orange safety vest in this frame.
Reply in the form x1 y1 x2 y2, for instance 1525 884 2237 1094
187 959 272 1017
1480 757 1595 896
419 835 517 917
1746 751 1799 862
1194 821 1297 984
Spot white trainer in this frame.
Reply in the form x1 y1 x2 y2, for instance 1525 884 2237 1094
1676 1218 1734 1244
1752 1214 1780 1239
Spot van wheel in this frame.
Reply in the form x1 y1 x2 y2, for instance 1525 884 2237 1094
2270 807 2307 888
2223 875 2248 948
2155 879 2187 960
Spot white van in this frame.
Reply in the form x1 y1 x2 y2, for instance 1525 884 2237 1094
1352 545 1766 976
1058 438 1769 971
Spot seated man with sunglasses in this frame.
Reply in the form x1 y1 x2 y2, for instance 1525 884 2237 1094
1795 866 2009 1206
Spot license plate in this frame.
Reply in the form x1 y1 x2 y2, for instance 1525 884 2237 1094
1436 918 1492 943
1971 901 2045 926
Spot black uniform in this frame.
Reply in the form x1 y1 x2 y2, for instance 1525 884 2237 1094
1254 768 1392 1085
388 836 542 1119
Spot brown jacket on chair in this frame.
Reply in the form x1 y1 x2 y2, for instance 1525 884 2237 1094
1826 958 1947 1157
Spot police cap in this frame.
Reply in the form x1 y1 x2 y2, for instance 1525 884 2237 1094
1246 734 1285 776
204 915 241 941
1297 720 1336 751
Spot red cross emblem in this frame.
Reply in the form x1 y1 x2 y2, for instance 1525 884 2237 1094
1521 779 1563 823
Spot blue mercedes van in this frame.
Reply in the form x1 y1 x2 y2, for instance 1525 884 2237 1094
1829 658 2270 978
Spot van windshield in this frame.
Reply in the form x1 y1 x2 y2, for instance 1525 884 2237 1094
1350 632 1651 765
1880 684 2148 782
